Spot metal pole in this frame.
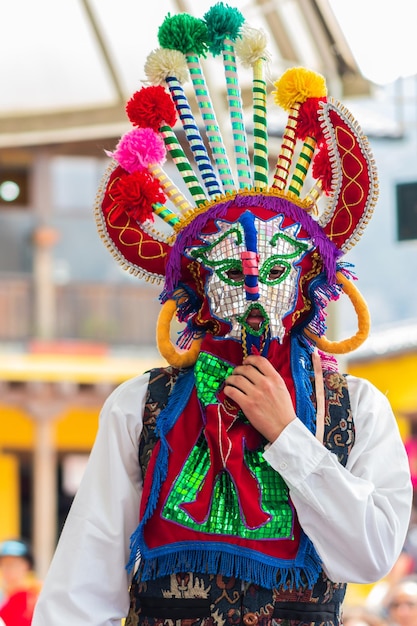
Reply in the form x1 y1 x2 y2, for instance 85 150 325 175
32 151 58 340
27 383 63 579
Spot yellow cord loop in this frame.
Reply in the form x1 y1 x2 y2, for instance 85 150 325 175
304 272 370 354
156 299 203 368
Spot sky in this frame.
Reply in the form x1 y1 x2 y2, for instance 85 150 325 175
2 1 417 115
328 0 417 85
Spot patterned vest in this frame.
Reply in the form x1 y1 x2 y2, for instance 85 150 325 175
126 365 355 626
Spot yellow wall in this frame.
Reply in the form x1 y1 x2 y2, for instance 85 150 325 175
347 351 417 439
0 352 165 451
0 403 101 543
345 350 417 606
55 406 100 450
0 405 35 448
0 404 100 451
0 454 20 540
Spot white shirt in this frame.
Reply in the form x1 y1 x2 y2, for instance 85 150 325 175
32 373 412 626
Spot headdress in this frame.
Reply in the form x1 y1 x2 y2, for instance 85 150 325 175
94 2 378 366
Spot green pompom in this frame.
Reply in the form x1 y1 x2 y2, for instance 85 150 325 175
204 2 245 56
158 13 209 57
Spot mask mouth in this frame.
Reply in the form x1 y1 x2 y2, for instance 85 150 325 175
237 303 268 336
246 308 264 330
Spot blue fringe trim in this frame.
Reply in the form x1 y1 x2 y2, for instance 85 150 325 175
126 367 196 573
177 325 205 350
291 334 316 433
170 283 201 323
137 532 322 589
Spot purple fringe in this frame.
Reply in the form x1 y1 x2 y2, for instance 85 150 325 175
163 194 342 298
307 262 356 338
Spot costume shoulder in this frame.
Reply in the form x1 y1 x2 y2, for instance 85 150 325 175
145 365 188 406
99 372 152 424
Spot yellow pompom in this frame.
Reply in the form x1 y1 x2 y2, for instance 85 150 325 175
273 67 327 111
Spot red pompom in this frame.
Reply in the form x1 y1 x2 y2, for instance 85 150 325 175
296 98 326 141
110 171 166 222
126 85 177 131
312 143 333 194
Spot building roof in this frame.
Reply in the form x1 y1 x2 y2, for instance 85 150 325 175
348 319 417 363
1 0 371 152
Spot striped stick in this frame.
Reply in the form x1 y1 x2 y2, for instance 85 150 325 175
304 179 323 214
252 58 268 188
148 163 193 215
159 124 207 207
288 135 317 197
165 76 222 198
186 53 235 193
222 38 252 189
272 103 300 190
152 203 181 227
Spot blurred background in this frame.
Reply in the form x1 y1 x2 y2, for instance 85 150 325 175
0 0 416 591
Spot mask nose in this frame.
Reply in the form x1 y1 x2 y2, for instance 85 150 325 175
241 250 259 301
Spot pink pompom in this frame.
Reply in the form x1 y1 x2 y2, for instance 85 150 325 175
109 128 166 173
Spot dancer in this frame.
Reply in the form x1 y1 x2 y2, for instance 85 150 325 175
33 5 412 625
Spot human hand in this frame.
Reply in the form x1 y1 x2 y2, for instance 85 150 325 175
223 355 296 442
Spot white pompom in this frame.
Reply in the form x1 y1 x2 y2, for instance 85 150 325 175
235 25 271 67
144 48 189 85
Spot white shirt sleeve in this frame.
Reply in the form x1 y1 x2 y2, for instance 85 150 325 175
264 374 413 584
32 373 150 626
32 372 413 625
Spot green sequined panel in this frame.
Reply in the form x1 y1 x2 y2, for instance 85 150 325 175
194 352 235 406
165 351 294 538
162 432 293 539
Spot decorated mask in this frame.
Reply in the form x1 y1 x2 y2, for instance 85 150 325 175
189 212 312 342
95 4 377 367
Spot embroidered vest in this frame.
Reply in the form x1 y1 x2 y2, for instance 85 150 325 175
126 364 355 626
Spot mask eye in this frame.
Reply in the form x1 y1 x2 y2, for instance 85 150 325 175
268 265 285 280
260 258 290 285
226 267 245 282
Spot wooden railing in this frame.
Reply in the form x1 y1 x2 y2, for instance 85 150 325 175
0 276 162 346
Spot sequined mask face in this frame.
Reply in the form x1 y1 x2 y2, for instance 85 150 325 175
189 212 312 342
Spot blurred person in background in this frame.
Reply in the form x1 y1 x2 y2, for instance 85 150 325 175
342 605 388 626
0 539 40 626
383 576 417 626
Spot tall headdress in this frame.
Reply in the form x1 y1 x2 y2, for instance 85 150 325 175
95 2 378 366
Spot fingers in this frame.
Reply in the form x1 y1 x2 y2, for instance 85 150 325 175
222 356 295 442
242 354 269 372
224 361 262 395
224 356 279 397
228 356 276 383
224 373 252 397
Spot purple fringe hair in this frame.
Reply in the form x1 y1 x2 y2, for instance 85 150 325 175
162 194 342 299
